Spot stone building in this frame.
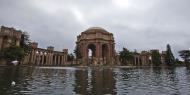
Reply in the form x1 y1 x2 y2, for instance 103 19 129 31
134 49 166 66
76 27 116 65
0 26 68 66
22 42 68 66
0 26 22 50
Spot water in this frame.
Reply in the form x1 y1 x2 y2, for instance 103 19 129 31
0 66 190 95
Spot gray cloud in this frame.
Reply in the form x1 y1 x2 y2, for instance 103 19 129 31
0 0 189 58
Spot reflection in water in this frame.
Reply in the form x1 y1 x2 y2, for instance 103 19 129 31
90 68 116 95
74 68 89 94
74 67 116 95
0 66 190 95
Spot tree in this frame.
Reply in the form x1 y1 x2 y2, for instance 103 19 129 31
151 50 161 66
0 32 31 64
2 45 25 61
119 48 134 65
20 32 32 55
74 46 82 59
175 58 183 65
179 50 190 65
165 44 175 66
68 53 74 61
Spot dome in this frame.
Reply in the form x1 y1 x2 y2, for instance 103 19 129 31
84 27 109 33
87 27 106 30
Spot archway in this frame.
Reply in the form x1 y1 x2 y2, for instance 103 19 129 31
76 27 115 65
87 44 96 65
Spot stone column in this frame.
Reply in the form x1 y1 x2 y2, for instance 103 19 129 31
46 53 49 65
58 55 60 66
59 55 61 65
108 43 112 58
49 53 52 65
25 54 29 64
53 55 57 64
61 56 64 65
47 53 50 65
134 57 137 65
30 50 34 64
33 51 37 65
51 53 53 65
41 54 44 65
63 55 65 64
16 40 20 46
83 44 87 59
108 44 111 58
96 42 100 58
0 37 3 50
99 43 102 58
138 57 140 65
65 55 67 64
38 54 41 65
82 43 87 65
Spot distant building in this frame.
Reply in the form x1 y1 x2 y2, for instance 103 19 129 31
0 26 68 66
0 26 167 66
76 27 116 65
134 49 166 66
0 26 22 50
22 42 68 66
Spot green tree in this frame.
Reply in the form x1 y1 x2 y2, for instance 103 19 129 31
0 32 31 64
74 46 82 59
68 53 74 61
2 45 25 61
151 50 161 66
179 50 190 65
119 48 134 65
165 44 175 66
20 32 31 55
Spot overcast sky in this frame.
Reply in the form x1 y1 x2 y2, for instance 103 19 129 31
0 0 190 57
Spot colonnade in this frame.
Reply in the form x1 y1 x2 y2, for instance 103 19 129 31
22 49 68 66
134 53 166 66
134 55 152 66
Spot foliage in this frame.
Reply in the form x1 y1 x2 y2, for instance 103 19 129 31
175 58 184 66
179 50 190 64
165 44 175 66
68 53 74 61
0 32 31 62
1 45 25 61
119 47 134 65
20 32 32 55
151 50 161 66
74 46 82 59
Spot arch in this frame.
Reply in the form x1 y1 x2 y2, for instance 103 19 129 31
76 27 115 65
87 44 96 65
87 44 96 58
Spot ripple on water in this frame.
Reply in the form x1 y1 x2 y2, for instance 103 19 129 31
0 66 190 95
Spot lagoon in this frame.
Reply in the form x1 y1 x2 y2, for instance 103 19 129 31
0 66 190 95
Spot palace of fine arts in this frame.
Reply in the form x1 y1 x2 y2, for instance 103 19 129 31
1 0 190 94
0 26 179 66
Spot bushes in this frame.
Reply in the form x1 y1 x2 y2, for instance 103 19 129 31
1 46 25 61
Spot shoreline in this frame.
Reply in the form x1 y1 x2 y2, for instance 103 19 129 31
0 65 187 68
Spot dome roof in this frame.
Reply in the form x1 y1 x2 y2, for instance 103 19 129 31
87 27 106 30
84 27 109 33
